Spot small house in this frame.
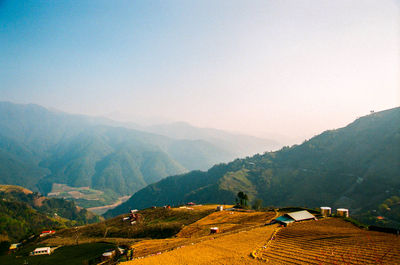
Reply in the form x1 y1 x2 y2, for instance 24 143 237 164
210 227 219 234
216 205 224 211
31 247 52 256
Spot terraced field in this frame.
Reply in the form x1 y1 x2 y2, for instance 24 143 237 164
261 218 400 264
122 224 277 265
177 209 276 238
127 210 276 259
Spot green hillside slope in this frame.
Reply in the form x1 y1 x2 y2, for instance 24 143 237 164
0 185 101 241
0 102 240 205
106 107 400 228
37 126 187 195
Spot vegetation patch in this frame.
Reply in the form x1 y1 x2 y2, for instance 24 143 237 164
0 242 115 265
55 206 214 241
0 186 101 241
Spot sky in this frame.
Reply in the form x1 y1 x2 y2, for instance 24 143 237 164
1 0 399 142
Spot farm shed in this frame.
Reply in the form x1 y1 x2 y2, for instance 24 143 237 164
286 210 317 221
275 215 295 226
274 210 316 226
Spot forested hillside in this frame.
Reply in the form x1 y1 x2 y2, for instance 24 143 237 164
0 102 248 205
106 107 400 228
0 185 100 241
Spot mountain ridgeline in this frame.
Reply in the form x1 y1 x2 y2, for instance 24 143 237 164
139 121 282 161
0 102 278 204
106 107 400 228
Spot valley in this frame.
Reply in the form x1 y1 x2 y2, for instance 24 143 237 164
1 1 397 264
0 102 279 209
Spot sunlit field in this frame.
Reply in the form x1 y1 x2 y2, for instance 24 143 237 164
261 218 400 264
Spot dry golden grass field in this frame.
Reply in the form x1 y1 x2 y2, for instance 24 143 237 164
120 209 277 264
120 213 400 265
261 218 400 264
0 184 33 194
122 224 277 265
177 209 275 238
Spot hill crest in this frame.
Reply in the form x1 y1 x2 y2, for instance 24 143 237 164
105 107 400 230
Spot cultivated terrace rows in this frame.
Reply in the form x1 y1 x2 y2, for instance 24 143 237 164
128 210 276 259
261 218 400 265
122 224 277 265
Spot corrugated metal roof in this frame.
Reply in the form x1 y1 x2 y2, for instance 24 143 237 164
34 247 51 252
286 210 316 221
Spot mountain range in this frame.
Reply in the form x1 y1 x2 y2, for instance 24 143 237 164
0 102 279 205
106 107 400 228
131 121 281 160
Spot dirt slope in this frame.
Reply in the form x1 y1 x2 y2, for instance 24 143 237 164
122 225 277 265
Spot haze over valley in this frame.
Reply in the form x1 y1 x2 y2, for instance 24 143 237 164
0 1 399 264
0 101 281 208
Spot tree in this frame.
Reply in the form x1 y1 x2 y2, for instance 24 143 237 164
237 191 248 208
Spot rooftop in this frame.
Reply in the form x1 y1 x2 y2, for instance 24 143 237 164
286 210 316 221
34 247 51 252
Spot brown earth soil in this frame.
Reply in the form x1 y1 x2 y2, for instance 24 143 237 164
120 210 277 264
122 224 277 265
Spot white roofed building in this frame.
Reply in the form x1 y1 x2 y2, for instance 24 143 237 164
31 247 52 255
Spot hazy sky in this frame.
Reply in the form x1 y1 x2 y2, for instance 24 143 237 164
1 0 399 141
